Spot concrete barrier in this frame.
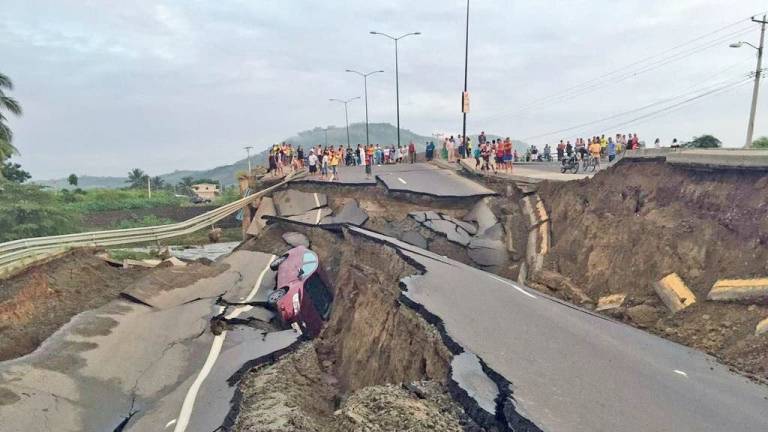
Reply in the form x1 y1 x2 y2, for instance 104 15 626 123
653 273 697 313
708 278 768 303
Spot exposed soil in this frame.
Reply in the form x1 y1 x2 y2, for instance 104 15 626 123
0 249 148 361
537 161 768 380
236 225 482 431
0 249 225 361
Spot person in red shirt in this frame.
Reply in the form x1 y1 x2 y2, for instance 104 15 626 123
408 141 416 163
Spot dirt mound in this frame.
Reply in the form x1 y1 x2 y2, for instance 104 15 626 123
538 161 768 380
0 250 150 360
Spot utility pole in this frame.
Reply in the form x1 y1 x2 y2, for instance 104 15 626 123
324 127 329 147
147 175 152 199
330 97 361 147
346 69 384 146
244 146 253 174
370 31 421 147
747 15 766 148
461 0 470 152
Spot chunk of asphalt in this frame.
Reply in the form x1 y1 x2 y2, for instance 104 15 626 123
440 214 478 235
247 196 276 237
320 199 369 226
284 207 333 225
424 219 471 246
273 190 327 217
282 232 310 248
450 351 500 426
400 231 428 250
464 199 498 233
467 245 508 267
409 211 427 223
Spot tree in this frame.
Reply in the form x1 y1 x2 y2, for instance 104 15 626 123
752 136 768 149
0 72 22 166
126 168 147 189
684 135 721 149
176 176 194 195
150 176 164 189
1 161 31 183
67 173 78 186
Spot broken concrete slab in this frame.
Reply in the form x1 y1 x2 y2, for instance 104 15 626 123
123 258 160 269
596 293 627 311
756 317 768 336
654 273 697 313
273 190 327 217
400 231 428 250
283 207 333 225
238 305 276 323
282 232 310 248
708 278 768 303
247 196 276 237
529 270 593 306
450 351 499 424
468 246 508 267
424 218 472 246
441 214 478 235
159 257 187 267
320 199 369 226
463 199 498 233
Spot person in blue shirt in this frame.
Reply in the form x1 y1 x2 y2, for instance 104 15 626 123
607 137 617 163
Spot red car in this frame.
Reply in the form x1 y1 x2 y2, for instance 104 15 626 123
266 246 333 337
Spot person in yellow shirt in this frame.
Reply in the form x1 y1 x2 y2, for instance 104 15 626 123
329 149 340 181
589 139 602 169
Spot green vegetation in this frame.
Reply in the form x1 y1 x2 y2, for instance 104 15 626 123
2 161 31 183
0 72 22 166
752 136 768 149
0 182 80 242
684 135 721 148
67 174 78 186
107 249 159 261
60 188 185 212
112 215 175 230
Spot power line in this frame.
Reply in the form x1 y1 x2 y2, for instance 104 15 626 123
481 26 755 122
522 74 751 141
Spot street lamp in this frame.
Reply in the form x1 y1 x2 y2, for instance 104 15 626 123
243 146 253 174
346 69 384 147
329 97 361 147
730 14 766 148
369 31 421 147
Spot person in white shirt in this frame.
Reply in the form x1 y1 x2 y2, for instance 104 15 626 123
308 151 318 176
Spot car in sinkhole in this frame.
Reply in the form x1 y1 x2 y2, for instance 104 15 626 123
265 245 333 337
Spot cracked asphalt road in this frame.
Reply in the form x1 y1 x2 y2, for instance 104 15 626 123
0 251 298 432
347 226 768 432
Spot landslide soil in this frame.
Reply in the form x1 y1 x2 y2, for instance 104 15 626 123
537 161 768 380
236 226 482 431
0 249 223 361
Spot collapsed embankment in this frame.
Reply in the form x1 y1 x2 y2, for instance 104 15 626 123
236 225 484 431
537 160 768 380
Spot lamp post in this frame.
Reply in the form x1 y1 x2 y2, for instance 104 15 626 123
346 69 384 146
243 146 253 174
329 97 361 147
369 31 421 147
730 14 766 148
461 0 470 152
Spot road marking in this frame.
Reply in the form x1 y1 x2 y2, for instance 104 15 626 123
674 369 688 377
165 419 177 428
315 208 323 225
174 255 275 432
313 192 321 207
489 274 537 299
397 177 407 184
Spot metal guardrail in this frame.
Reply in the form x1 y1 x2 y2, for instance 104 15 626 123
0 172 302 279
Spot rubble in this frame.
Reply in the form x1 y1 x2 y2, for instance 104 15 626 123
596 293 627 311
708 278 768 304
653 273 696 313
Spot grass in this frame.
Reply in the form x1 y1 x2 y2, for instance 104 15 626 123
60 189 185 213
107 249 159 261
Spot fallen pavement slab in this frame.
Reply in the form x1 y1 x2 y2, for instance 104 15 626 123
247 196 276 237
273 190 327 217
320 199 369 226
708 278 768 303
654 273 696 313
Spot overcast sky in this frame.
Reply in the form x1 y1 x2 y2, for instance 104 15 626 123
3 0 767 179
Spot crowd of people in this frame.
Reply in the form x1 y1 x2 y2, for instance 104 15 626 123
265 131 666 179
267 141 422 181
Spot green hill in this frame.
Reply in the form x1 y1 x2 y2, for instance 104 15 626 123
36 123 527 188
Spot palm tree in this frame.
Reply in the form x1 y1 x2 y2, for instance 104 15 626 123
150 176 164 189
126 168 147 189
0 73 22 163
177 176 194 195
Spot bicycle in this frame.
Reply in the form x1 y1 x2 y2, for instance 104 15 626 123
560 154 580 174
582 154 599 172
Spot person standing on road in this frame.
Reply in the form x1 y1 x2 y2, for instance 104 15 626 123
473 143 481 169
408 141 416 163
308 150 318 176
589 138 602 169
607 137 617 163
329 148 340 181
447 136 455 162
361 144 371 179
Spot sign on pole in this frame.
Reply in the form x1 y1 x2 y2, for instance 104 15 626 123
462 91 470 113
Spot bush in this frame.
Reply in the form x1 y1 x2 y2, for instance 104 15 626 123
61 189 185 212
0 182 80 241
752 136 768 149
113 215 175 229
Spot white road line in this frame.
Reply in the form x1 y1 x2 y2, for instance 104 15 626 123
489 274 538 299
315 208 323 225
165 419 177 428
174 255 275 432
397 177 407 184
674 369 688 377
313 192 321 208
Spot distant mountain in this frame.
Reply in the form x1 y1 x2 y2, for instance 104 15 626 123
36 123 526 188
